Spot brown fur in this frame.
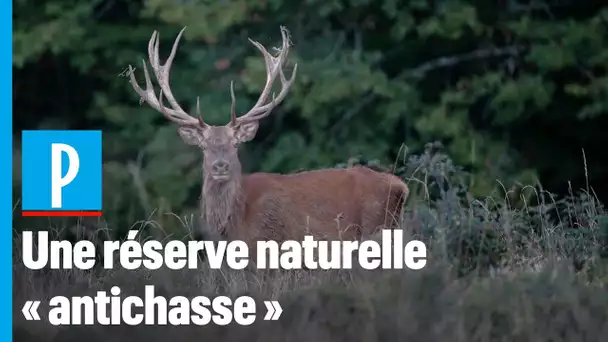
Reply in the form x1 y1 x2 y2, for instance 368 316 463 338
201 163 409 250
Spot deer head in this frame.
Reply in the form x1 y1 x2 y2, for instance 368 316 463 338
127 26 297 184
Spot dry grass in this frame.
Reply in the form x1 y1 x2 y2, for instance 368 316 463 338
13 199 608 342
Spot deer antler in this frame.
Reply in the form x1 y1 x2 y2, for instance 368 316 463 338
128 27 206 128
231 26 298 126
128 26 296 128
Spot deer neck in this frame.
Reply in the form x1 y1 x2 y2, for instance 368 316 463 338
201 171 245 236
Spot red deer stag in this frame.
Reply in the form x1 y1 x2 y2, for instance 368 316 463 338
127 26 409 249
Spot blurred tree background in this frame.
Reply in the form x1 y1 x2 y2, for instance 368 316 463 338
12 0 608 233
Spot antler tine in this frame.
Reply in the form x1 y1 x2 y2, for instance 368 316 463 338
229 80 237 126
236 26 298 124
128 27 203 127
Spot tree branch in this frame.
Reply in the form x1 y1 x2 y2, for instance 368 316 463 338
406 45 525 78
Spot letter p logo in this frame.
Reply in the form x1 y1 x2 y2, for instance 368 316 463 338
22 131 103 217
51 143 80 208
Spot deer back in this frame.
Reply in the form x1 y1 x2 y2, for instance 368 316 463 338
231 166 408 245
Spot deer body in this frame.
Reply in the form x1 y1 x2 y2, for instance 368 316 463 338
128 26 409 249
202 166 408 246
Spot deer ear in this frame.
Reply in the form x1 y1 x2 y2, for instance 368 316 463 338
234 122 259 143
177 126 204 146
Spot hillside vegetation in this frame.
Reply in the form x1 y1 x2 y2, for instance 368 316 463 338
13 151 608 341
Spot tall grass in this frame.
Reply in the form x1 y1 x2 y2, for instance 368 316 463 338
13 147 608 342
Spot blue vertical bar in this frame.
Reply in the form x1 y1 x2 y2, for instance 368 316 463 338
1 0 13 339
